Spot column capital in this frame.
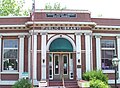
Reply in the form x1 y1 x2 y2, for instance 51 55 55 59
27 34 31 38
84 32 92 36
31 32 38 35
116 36 120 39
75 32 82 35
0 35 2 38
40 32 47 35
95 35 102 38
18 35 25 38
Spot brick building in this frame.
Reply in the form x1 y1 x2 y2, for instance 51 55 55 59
0 9 120 88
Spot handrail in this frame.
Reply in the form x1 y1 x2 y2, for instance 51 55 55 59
62 74 65 88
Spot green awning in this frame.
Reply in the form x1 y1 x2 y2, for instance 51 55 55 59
49 38 73 52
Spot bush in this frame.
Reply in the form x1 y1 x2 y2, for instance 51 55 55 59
12 78 32 88
83 70 108 84
90 79 110 88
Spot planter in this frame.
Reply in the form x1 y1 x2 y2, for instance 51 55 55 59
8 66 13 70
77 80 90 88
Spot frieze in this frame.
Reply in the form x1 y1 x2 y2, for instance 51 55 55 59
43 27 80 30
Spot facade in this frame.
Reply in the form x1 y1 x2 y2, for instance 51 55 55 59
0 9 120 87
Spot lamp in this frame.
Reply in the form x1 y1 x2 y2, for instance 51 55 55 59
112 55 119 88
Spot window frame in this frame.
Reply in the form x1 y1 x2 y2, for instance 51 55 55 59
2 39 18 72
101 39 116 72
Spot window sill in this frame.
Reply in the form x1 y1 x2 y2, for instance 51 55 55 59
102 70 115 73
0 71 19 74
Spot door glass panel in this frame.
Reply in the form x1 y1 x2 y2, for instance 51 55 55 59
63 55 68 74
54 55 59 74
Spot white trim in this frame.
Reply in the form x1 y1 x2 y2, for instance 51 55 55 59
0 36 1 81
30 30 92 34
0 81 17 85
28 35 31 79
26 21 96 25
85 34 91 71
35 9 91 13
41 33 47 80
0 80 39 85
46 34 76 52
0 72 19 74
0 25 26 27
102 70 115 73
108 79 120 84
19 36 24 79
76 33 82 80
95 25 120 29
117 37 120 79
95 35 101 70
93 33 120 36
33 34 37 80
0 33 28 36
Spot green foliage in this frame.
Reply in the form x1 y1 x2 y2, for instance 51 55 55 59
90 79 110 88
0 0 29 16
83 70 108 84
12 78 32 88
45 2 66 10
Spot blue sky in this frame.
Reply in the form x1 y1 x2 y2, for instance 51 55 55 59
25 0 120 18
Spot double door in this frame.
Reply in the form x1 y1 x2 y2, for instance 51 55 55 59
53 54 69 80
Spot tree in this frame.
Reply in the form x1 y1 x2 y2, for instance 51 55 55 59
45 2 66 10
0 0 29 16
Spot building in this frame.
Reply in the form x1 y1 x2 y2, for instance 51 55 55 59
0 9 120 88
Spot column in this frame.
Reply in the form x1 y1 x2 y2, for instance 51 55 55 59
28 34 31 79
19 35 25 79
95 35 101 70
75 33 82 80
0 36 2 81
85 33 91 72
32 33 37 81
116 36 120 79
41 32 47 80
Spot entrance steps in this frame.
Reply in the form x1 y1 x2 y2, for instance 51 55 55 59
49 80 79 88
64 81 79 88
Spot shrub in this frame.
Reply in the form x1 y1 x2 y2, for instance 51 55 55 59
90 79 110 88
12 78 32 88
82 70 108 84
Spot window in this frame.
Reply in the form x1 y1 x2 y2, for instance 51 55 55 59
2 39 18 71
54 55 59 74
101 40 116 70
63 55 68 74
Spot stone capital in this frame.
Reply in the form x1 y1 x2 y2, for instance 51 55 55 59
95 35 102 38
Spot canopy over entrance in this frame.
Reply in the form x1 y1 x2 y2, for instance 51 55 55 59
49 38 73 52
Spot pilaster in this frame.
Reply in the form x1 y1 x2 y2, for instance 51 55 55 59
95 35 102 70
75 32 82 80
116 36 120 79
41 32 47 80
0 35 2 81
18 35 25 79
84 33 91 72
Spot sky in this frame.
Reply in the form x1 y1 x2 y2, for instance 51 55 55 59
25 0 120 18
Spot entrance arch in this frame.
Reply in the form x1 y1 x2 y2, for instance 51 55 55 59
47 35 75 80
46 34 76 52
49 38 73 52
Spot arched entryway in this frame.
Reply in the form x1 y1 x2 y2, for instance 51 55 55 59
48 38 75 81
